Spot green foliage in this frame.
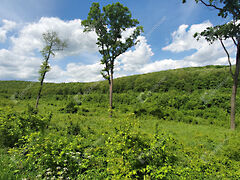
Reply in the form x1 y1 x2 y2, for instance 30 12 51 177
0 65 234 96
59 101 78 113
0 108 51 147
9 132 88 179
39 31 67 82
1 65 240 179
104 118 180 179
82 2 143 81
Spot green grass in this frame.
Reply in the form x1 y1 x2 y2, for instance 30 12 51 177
0 65 240 179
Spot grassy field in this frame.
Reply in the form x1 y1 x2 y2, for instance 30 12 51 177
0 65 240 179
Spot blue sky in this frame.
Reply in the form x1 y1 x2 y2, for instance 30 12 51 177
0 0 234 82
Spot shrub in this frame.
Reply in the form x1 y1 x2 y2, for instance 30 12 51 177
103 118 180 179
59 101 78 113
10 132 88 179
0 108 51 147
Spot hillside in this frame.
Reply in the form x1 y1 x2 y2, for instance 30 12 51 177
0 65 236 96
0 65 240 179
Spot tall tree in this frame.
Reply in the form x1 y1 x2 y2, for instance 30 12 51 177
182 0 240 130
82 2 143 117
35 31 67 109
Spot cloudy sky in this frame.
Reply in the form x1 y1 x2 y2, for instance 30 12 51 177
0 0 235 82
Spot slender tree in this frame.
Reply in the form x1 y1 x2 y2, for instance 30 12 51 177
35 31 67 109
182 0 240 130
82 2 143 117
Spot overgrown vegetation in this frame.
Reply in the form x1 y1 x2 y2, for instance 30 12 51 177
0 65 240 179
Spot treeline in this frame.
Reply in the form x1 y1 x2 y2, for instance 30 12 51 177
0 65 237 99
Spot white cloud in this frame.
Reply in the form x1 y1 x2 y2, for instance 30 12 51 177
0 49 41 80
0 17 100 82
117 36 154 73
148 21 236 74
1 18 234 83
45 63 104 83
11 17 98 57
0 17 155 82
162 21 212 52
0 19 16 43
138 59 198 74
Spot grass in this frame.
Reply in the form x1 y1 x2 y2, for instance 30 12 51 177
0 65 240 178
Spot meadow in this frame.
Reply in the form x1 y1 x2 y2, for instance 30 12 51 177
0 65 240 179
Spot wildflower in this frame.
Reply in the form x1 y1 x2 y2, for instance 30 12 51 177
46 168 51 172
56 166 61 170
63 167 68 171
46 171 52 176
36 174 42 178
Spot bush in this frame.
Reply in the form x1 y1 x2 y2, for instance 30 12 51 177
0 108 51 147
59 101 78 113
103 118 180 179
10 132 90 179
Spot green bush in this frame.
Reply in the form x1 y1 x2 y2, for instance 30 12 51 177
59 101 78 113
0 108 51 147
10 132 89 179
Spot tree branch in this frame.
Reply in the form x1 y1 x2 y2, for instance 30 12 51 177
219 39 234 78
199 0 223 11
232 37 238 46
199 0 239 18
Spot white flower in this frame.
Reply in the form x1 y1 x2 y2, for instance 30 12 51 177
46 168 51 171
46 171 52 175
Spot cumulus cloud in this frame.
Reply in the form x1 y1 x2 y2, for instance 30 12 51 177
1 17 233 83
11 17 98 57
138 59 198 74
162 21 213 52
0 17 155 82
0 19 16 43
0 49 41 80
117 36 154 73
44 63 104 83
0 17 100 82
148 21 236 73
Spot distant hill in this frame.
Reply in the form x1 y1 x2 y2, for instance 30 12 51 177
0 65 237 97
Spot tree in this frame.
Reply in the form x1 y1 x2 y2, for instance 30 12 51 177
82 2 143 117
35 31 67 109
182 0 240 130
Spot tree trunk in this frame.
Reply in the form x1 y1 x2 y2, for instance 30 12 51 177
109 72 113 117
35 71 47 109
35 47 51 110
230 80 237 130
230 42 240 130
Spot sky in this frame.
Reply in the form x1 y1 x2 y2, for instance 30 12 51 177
0 0 235 82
